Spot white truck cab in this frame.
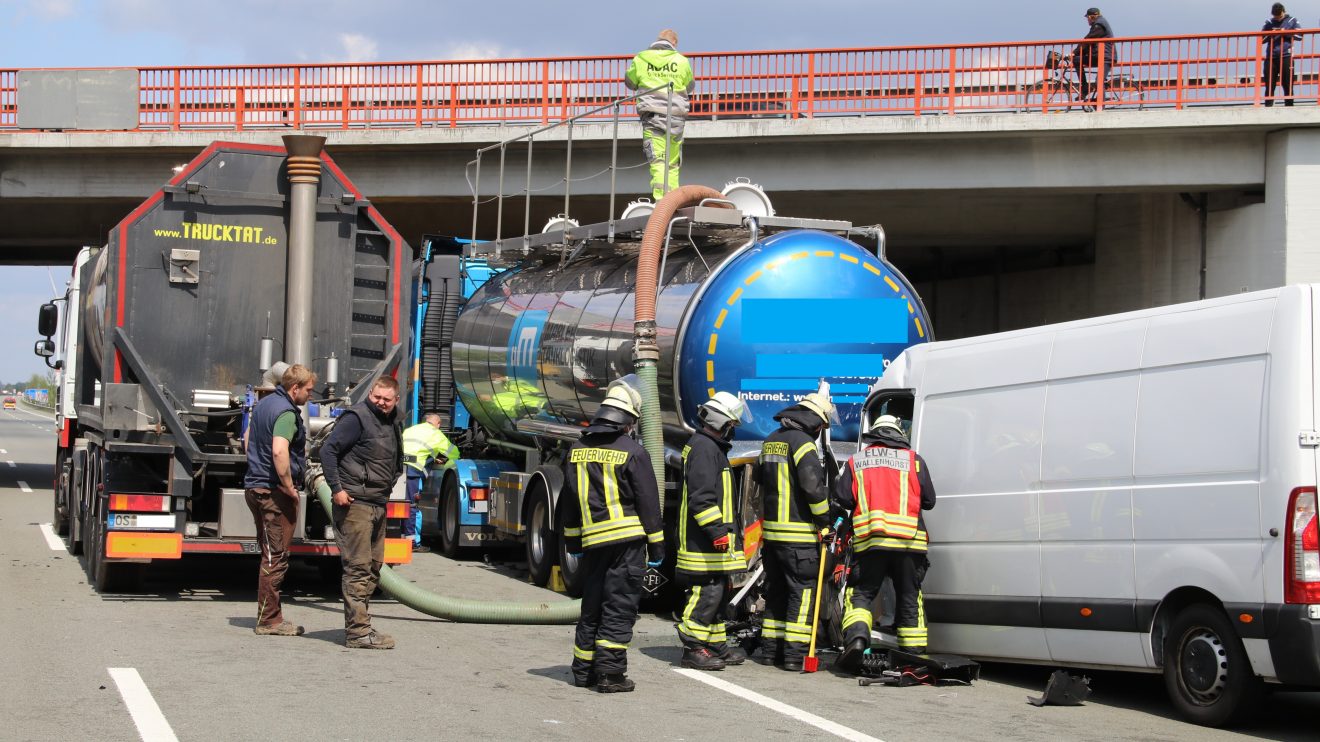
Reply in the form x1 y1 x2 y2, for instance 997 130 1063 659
864 284 1320 726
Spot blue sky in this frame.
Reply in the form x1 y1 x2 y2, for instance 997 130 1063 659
0 0 1292 382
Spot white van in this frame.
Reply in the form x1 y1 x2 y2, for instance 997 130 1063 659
861 284 1320 726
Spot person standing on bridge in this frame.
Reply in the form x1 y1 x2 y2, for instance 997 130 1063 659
1071 7 1115 106
562 376 664 693
1262 3 1303 107
625 29 695 201
401 412 458 553
675 392 752 671
321 376 405 650
243 363 317 637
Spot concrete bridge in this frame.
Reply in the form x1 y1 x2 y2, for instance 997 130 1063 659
4 29 1320 339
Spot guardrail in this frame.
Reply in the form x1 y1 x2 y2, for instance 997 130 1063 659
1 29 1315 132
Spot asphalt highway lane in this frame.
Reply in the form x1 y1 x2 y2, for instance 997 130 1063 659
2 405 1318 741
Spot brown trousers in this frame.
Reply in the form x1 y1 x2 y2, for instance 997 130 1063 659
334 500 386 640
245 488 297 627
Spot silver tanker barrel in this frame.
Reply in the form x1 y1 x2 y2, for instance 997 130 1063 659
452 217 932 446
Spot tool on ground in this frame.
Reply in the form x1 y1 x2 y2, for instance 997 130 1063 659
803 533 830 672
1027 670 1092 706
857 649 981 687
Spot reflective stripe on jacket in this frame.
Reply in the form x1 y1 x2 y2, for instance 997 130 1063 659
677 430 746 575
758 428 830 544
401 423 458 472
561 425 663 551
625 43 694 123
835 436 937 554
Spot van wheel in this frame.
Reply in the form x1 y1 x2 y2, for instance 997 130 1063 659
438 476 461 558
525 486 555 587
1162 604 1263 727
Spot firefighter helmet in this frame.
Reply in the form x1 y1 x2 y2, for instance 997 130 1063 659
698 391 749 431
869 414 907 439
798 391 838 428
597 375 643 422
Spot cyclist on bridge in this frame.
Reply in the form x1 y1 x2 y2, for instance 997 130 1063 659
1072 7 1115 107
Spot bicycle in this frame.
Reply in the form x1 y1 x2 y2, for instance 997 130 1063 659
1022 50 1146 112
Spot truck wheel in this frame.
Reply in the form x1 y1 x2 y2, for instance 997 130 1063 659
438 475 462 558
88 457 143 593
525 486 555 587
1162 603 1263 727
53 450 70 536
67 449 86 555
556 534 584 598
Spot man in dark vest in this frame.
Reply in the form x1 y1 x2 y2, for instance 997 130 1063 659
244 363 317 636
320 376 405 649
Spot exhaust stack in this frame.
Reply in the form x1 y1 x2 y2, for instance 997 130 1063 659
282 134 326 367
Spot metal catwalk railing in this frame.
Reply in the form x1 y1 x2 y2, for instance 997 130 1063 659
1 29 1316 131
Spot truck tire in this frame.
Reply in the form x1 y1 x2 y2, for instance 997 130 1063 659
52 449 70 536
556 532 584 599
88 454 143 593
1162 603 1263 727
438 475 462 558
525 486 555 587
67 449 86 555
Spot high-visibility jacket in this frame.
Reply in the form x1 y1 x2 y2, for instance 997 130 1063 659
562 420 663 552
835 437 936 553
758 424 831 545
625 42 694 131
401 422 459 473
677 429 746 575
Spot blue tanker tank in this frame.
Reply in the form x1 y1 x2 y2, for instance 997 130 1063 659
449 228 930 443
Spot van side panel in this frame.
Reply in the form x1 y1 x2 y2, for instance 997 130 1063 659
1039 320 1145 666
918 335 1051 662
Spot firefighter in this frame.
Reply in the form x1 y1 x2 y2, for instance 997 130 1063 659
562 376 664 693
401 413 459 552
624 29 694 201
834 414 937 672
675 391 751 670
757 391 836 671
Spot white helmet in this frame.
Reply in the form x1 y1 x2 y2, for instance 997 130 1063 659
798 391 839 428
698 391 750 430
599 375 643 418
870 414 907 439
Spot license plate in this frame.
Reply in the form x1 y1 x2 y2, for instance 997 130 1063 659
108 513 175 530
642 567 669 595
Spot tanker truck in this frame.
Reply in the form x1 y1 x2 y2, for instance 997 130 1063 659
37 137 416 592
409 186 933 596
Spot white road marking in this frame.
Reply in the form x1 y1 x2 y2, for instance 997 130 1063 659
673 668 884 742
38 522 66 551
0 448 6 454
108 668 180 742
12 405 55 421
18 480 32 492
6 460 14 468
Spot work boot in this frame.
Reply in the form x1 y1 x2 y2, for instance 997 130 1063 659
413 544 431 554
595 674 636 693
345 631 395 649
717 645 748 666
681 647 727 671
254 621 305 637
837 637 868 673
572 673 598 689
781 659 804 672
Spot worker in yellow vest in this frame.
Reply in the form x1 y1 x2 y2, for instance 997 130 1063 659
624 29 694 200
401 413 459 553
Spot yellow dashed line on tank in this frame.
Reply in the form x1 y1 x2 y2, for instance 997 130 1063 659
884 276 901 293
915 318 926 338
714 308 729 329
706 361 715 382
791 251 809 260
727 287 743 306
814 250 835 258
840 254 859 265
744 270 763 286
708 388 716 398
708 334 718 354
864 263 882 276
765 260 781 271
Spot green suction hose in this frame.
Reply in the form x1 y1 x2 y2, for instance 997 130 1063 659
311 474 580 624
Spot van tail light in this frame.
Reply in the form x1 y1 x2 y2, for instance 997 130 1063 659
1285 486 1320 604
468 486 488 502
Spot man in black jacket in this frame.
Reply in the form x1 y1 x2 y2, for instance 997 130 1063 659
1262 3 1303 106
757 391 836 671
562 376 664 693
1072 7 1115 105
676 391 751 671
320 376 405 649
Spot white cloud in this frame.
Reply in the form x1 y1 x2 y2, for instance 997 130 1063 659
441 42 513 61
29 0 75 19
338 32 379 63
